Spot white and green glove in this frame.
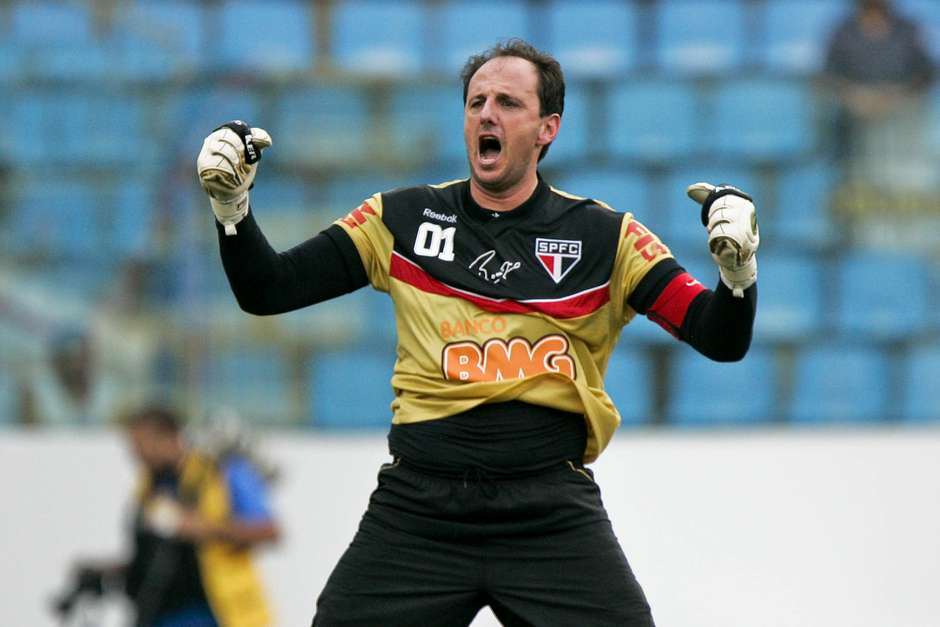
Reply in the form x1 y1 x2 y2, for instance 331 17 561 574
687 182 759 298
196 121 272 235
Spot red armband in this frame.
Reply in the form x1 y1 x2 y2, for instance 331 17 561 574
646 272 707 337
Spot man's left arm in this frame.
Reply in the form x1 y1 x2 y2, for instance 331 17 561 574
627 183 758 362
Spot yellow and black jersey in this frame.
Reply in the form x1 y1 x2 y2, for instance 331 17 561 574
334 177 675 461
218 176 756 464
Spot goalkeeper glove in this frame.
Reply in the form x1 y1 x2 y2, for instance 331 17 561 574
196 121 272 235
687 182 759 298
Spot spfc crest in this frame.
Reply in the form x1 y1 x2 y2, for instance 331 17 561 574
535 238 582 284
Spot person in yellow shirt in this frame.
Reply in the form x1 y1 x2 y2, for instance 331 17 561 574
63 404 280 627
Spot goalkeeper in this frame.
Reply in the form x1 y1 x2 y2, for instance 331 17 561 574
198 39 757 627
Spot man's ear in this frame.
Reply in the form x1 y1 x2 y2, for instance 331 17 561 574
536 113 561 148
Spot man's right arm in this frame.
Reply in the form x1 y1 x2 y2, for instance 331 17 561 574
217 213 368 315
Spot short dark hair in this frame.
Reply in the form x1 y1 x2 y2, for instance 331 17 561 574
122 404 183 434
460 39 565 161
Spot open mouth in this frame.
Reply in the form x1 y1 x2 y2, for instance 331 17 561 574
479 135 502 164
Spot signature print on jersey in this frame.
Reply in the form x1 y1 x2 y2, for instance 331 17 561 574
469 250 522 285
442 335 576 383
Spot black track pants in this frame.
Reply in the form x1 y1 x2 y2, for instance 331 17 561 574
312 460 655 626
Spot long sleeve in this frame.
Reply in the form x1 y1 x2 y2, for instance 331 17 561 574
216 211 369 315
629 258 757 362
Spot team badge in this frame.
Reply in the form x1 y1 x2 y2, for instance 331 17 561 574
535 238 582 284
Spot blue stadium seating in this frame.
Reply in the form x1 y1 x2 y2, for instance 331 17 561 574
112 1 206 79
787 344 891 423
202 347 294 425
9 178 103 259
11 90 145 166
831 252 932 342
666 346 776 426
770 161 838 250
164 87 263 160
429 1 532 74
11 1 111 80
654 0 748 75
272 87 370 167
900 343 940 422
545 1 636 78
544 86 590 161
752 252 823 343
550 168 648 215
661 165 758 248
332 1 426 75
309 349 394 428
710 79 815 160
604 346 654 426
389 84 466 164
110 179 156 258
760 0 850 74
899 0 940 61
215 0 314 74
607 80 699 162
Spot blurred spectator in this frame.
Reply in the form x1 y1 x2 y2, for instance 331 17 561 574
18 326 120 426
822 0 938 247
57 403 280 627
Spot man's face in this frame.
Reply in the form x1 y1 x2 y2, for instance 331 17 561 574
127 423 181 472
463 56 559 194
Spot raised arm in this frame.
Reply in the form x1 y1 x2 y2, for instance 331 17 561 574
196 121 368 315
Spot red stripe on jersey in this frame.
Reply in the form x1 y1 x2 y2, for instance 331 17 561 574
646 272 707 337
390 253 610 318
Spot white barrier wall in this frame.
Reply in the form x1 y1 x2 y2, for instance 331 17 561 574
1 428 939 627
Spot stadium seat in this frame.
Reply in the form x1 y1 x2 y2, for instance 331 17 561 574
356 291 399 350
604 346 654 426
11 1 111 80
9 178 103 259
760 0 851 75
666 346 776 426
215 0 314 74
752 252 823 343
164 87 262 160
112 1 206 79
831 252 932 341
272 86 370 167
202 347 294 425
309 349 394 428
389 84 466 164
550 168 648 215
787 344 891 423
543 86 590 162
899 343 940 422
110 179 157 258
429 1 532 74
11 90 145 166
608 80 699 162
654 0 748 75
661 165 758 249
898 0 940 62
710 79 815 160
332 0 426 75
545 1 636 78
769 161 838 250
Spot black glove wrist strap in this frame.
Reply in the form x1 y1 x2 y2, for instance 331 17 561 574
214 120 262 165
700 185 753 226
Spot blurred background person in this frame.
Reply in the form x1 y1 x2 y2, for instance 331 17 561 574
59 403 280 627
18 326 120 427
821 0 938 248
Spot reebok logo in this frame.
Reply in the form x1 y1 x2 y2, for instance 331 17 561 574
423 208 458 223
